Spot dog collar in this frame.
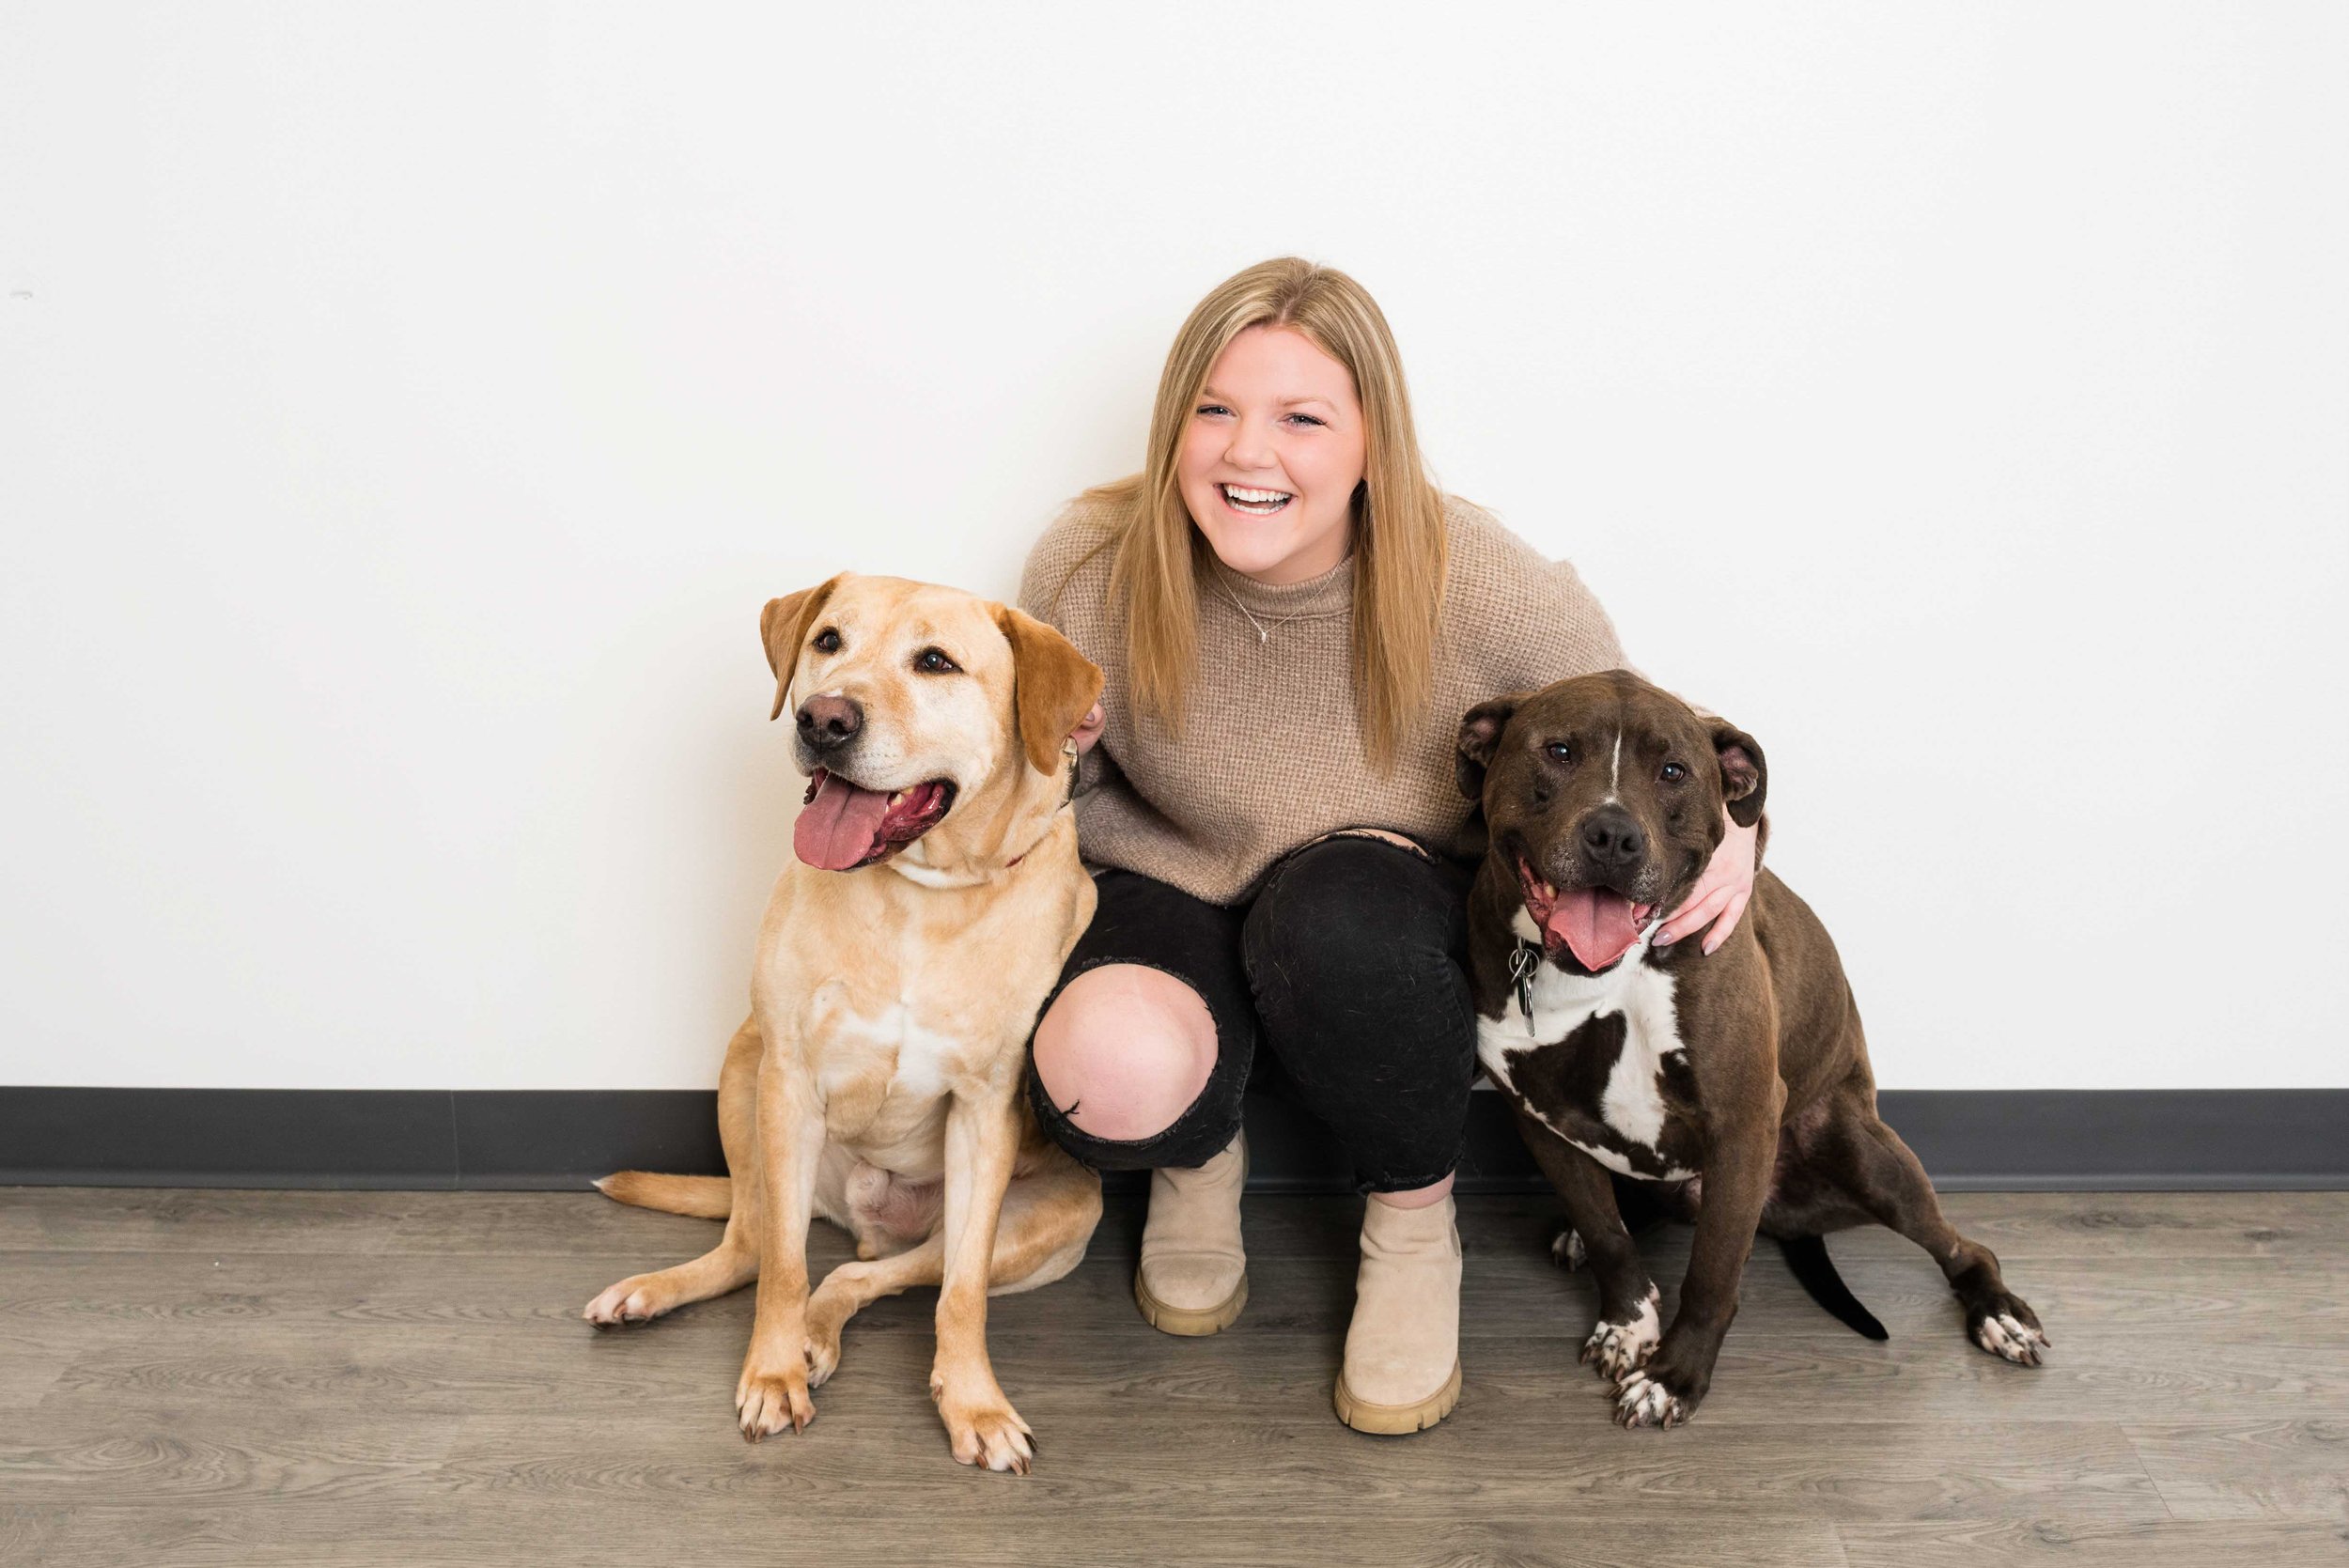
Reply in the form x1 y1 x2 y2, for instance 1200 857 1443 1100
1006 742 1081 870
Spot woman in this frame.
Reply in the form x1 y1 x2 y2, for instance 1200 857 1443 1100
1019 257 1757 1434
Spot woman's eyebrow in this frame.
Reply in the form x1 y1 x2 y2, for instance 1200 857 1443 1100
1198 385 1339 411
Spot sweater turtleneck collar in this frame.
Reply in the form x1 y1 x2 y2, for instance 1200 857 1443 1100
1204 550 1355 623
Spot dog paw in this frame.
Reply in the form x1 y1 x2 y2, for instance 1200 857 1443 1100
1550 1225 1587 1270
802 1327 842 1389
1612 1368 1693 1430
1968 1295 2050 1367
933 1376 1034 1474
583 1276 671 1327
1578 1288 1661 1381
736 1359 816 1439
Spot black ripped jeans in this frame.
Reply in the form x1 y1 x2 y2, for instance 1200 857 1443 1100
1025 835 1478 1193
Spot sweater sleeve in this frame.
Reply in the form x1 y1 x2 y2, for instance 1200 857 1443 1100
1457 514 1631 695
1523 553 1630 685
1542 557 1728 728
1016 534 1071 633
1455 504 1714 721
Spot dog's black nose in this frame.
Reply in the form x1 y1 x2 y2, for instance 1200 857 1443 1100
796 694 863 750
1579 807 1644 868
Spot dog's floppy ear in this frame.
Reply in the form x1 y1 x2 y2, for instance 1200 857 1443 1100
995 606 1104 776
1713 721 1767 827
760 573 848 721
1455 693 1525 801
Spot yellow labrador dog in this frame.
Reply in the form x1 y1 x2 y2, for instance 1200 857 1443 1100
584 573 1105 1473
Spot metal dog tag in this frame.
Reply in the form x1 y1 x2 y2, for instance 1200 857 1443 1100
1508 942 1541 1036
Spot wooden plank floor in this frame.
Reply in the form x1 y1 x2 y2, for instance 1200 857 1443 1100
1 1188 2344 1566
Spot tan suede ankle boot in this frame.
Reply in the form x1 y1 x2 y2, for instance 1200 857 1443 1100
1332 1192 1462 1434
1133 1130 1248 1335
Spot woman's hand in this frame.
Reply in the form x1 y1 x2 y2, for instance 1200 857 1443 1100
1071 702 1106 755
1653 811 1760 955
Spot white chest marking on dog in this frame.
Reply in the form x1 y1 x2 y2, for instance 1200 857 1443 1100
889 856 965 889
824 1002 962 1100
1477 952 1693 1180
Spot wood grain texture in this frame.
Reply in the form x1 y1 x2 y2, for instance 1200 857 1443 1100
0 1187 421 1254
0 1502 1855 1568
0 1188 2341 1566
2124 1420 2349 1521
1839 1517 2349 1567
0 1356 68 1413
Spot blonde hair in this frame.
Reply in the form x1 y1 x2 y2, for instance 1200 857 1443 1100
1093 257 1448 770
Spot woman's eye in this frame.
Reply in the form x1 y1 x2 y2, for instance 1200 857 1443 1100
1544 742 1573 763
1194 404 1232 418
1284 412 1325 427
1660 762 1688 783
812 629 842 654
914 648 960 675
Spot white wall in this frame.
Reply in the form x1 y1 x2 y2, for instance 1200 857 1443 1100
3 4 2342 1091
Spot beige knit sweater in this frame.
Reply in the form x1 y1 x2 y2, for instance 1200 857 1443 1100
1018 493 1630 907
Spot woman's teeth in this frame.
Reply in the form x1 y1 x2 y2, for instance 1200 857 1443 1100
1221 484 1292 515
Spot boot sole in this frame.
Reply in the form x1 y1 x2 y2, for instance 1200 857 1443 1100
1333 1359 1462 1435
1133 1270 1249 1336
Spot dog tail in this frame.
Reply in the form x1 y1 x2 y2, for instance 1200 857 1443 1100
1780 1234 1889 1341
594 1172 732 1219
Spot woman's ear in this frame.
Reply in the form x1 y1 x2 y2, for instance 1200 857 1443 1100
760 573 848 721
1713 722 1767 827
1455 694 1524 801
995 606 1105 775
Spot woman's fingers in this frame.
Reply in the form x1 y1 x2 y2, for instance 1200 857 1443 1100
1699 887 1752 955
1656 885 1733 948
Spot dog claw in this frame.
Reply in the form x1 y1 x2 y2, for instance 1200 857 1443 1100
1580 1289 1662 1382
1550 1227 1587 1271
1972 1309 2050 1367
736 1366 817 1439
803 1332 842 1389
1612 1370 1690 1430
583 1280 668 1328
937 1382 1036 1475
948 1412 1034 1474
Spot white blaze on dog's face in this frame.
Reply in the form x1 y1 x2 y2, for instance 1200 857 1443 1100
761 574 1101 874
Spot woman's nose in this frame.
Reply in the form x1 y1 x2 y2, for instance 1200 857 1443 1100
1224 419 1277 472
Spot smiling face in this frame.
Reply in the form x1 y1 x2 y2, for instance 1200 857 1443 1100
1457 672 1766 975
1176 324 1368 585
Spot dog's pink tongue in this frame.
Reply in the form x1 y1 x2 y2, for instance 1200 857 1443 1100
1547 888 1642 971
793 771 891 871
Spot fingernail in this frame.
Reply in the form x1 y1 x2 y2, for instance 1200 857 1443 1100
1654 934 1676 947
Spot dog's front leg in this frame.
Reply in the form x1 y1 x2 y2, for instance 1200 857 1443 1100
1614 1089 1781 1430
736 1046 825 1439
930 1085 1030 1473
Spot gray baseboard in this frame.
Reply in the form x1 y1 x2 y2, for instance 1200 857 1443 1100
1 1086 2341 1192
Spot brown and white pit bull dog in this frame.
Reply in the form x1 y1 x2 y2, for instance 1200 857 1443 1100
583 573 1105 1473
1456 671 2047 1429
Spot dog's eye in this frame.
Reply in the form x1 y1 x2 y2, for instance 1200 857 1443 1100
913 647 961 675
1544 741 1572 763
1660 762 1688 783
812 629 842 654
